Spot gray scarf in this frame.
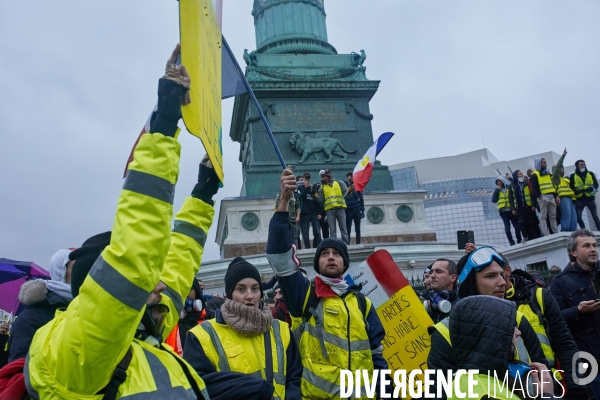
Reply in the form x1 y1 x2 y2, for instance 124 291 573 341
221 299 272 336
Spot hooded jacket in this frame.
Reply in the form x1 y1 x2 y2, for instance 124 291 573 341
7 280 72 362
491 176 513 212
510 171 530 210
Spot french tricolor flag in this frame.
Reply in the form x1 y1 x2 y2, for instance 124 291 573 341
352 132 394 192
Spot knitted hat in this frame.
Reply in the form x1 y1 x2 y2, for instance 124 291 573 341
69 231 112 297
225 257 262 299
313 238 349 274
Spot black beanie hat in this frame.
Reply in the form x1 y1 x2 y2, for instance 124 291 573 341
225 257 262 299
69 231 112 298
313 238 350 274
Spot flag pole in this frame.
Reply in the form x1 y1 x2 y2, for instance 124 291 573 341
222 36 287 170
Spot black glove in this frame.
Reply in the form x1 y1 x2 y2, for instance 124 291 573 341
150 78 188 137
191 157 221 206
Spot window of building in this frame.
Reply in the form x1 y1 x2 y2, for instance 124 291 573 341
526 261 548 272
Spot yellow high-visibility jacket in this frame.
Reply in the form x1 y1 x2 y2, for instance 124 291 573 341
25 132 214 399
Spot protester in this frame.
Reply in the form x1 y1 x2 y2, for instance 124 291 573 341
204 296 225 320
183 256 302 400
503 255 587 398
492 176 522 245
551 149 578 232
271 283 291 325
318 170 330 240
531 158 560 236
25 46 218 399
345 171 365 244
511 169 542 241
422 258 459 323
275 182 301 249
266 168 389 398
428 247 547 389
550 229 600 398
446 296 558 400
298 172 322 248
178 279 204 348
317 169 350 244
7 248 74 362
0 322 9 368
570 160 600 230
423 267 432 291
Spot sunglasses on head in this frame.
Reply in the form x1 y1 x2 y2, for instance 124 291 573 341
458 246 506 284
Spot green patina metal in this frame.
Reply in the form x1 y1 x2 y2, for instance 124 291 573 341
367 206 384 224
241 212 260 231
396 205 414 222
231 0 393 197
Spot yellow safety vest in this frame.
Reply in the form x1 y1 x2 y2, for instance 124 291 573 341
573 172 595 198
524 186 532 207
432 313 531 365
25 132 213 399
497 189 511 210
291 291 374 399
512 287 561 380
190 318 290 400
533 171 556 195
322 181 347 211
447 373 520 400
557 177 575 199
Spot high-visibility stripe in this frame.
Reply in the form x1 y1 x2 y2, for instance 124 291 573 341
305 324 371 352
173 220 207 248
23 355 40 400
515 336 530 364
163 284 183 316
142 346 174 391
121 387 196 400
272 321 286 386
302 368 341 396
123 169 175 204
89 256 149 311
199 322 231 372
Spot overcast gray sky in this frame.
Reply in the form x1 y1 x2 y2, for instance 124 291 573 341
1 0 599 271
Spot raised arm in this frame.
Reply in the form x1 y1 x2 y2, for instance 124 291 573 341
32 46 191 394
160 157 220 337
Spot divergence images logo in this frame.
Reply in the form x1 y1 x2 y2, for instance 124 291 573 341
572 351 599 385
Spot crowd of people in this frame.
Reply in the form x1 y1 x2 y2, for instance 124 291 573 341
0 47 599 400
493 149 600 246
275 168 365 249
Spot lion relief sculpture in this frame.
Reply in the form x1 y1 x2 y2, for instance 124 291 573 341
289 132 356 163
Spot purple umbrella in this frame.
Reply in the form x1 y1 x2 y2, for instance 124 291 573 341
0 258 50 316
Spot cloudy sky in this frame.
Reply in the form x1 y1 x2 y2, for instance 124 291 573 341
1 0 598 270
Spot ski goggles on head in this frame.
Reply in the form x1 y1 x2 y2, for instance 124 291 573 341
458 246 506 284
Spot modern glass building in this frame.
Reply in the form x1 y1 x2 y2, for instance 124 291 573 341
390 149 598 247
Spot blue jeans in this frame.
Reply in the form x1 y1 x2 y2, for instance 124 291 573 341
559 197 578 231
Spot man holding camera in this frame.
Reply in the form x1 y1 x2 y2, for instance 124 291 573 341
298 172 322 249
423 258 459 323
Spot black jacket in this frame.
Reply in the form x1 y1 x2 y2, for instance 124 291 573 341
509 171 530 210
508 270 587 397
427 296 548 375
0 333 8 368
8 280 71 362
298 184 320 215
550 261 600 359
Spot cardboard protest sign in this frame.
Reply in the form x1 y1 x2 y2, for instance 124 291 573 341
180 0 224 181
345 249 433 397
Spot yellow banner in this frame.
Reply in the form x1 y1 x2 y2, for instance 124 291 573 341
180 0 224 181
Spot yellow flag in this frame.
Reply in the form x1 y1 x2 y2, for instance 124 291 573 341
180 0 224 181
